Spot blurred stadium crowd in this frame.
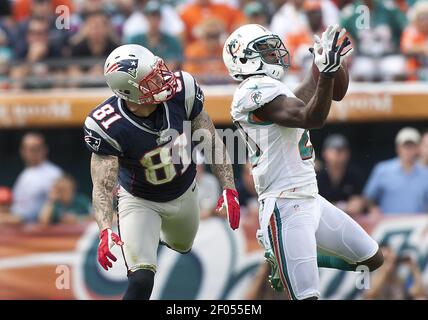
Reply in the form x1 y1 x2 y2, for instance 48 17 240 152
2 0 428 89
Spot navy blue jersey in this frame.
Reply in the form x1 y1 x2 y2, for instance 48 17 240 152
84 71 204 202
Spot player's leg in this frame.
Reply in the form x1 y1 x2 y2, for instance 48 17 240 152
117 187 161 300
315 195 383 271
267 197 320 300
160 180 200 253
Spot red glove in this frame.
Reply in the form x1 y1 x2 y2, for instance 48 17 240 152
98 228 124 271
216 188 240 230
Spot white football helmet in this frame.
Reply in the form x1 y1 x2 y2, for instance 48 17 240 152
223 24 290 81
104 44 177 104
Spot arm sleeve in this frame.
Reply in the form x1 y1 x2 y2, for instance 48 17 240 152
363 164 384 203
181 71 204 120
83 116 123 157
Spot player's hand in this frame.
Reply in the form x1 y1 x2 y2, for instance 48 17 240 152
216 188 240 230
98 228 124 271
310 24 352 77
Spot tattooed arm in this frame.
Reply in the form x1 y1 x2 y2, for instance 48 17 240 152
191 110 235 190
191 110 240 229
90 153 119 230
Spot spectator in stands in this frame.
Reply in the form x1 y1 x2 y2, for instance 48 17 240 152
180 0 244 44
270 0 338 42
0 27 12 89
15 0 54 22
122 0 184 43
70 0 127 37
0 0 11 18
0 0 13 41
395 0 416 13
127 1 183 71
67 11 119 80
70 0 105 33
69 11 119 58
420 130 428 168
331 0 353 10
285 0 325 79
12 132 62 223
270 0 307 42
364 246 427 300
236 163 258 208
14 0 68 57
10 17 63 89
243 1 269 27
39 174 92 225
183 17 231 84
0 186 22 225
12 0 74 23
0 9 14 63
364 127 428 215
15 17 62 62
195 153 221 220
304 1 325 35
341 0 408 81
110 0 138 38
317 134 365 217
401 1 428 80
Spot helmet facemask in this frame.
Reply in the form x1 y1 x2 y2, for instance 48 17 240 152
137 59 178 104
244 35 290 79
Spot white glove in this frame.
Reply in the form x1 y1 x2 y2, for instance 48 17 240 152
310 24 353 77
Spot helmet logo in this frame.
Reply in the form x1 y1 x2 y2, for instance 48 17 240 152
106 58 139 78
227 38 241 62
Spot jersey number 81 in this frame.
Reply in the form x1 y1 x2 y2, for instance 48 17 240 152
140 133 190 185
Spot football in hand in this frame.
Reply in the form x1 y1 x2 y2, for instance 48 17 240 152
311 60 349 101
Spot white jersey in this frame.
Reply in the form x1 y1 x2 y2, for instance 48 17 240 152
231 75 318 200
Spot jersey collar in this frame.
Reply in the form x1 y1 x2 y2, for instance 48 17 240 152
117 98 171 137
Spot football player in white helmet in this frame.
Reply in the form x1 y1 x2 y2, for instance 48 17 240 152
223 24 383 300
84 44 240 299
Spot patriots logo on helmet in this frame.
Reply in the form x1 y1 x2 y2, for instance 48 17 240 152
106 59 139 78
84 129 101 151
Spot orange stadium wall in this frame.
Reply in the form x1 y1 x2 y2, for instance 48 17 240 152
1 83 428 128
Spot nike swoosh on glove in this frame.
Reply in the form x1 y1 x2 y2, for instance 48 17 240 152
98 228 124 271
310 24 353 78
216 188 240 230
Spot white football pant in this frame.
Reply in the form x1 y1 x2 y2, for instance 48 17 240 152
117 179 200 273
260 193 379 300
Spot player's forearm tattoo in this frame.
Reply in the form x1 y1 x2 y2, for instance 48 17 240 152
191 110 236 190
90 153 119 230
